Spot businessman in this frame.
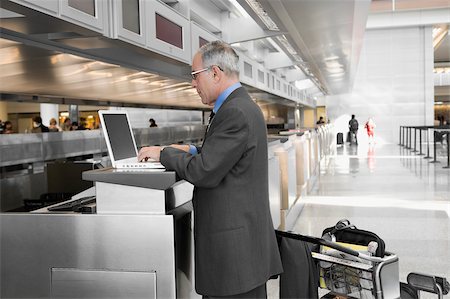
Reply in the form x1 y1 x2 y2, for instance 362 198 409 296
138 41 282 298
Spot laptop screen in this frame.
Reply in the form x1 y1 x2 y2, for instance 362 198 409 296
102 113 137 160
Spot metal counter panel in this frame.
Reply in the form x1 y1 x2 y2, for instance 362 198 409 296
268 156 281 229
42 130 105 161
1 213 176 298
51 268 156 299
96 182 166 214
0 125 205 167
83 168 177 190
0 133 43 166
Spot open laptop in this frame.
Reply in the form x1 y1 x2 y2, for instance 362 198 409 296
98 110 165 169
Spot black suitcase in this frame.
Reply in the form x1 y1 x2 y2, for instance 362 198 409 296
337 132 344 144
400 282 418 299
322 219 386 257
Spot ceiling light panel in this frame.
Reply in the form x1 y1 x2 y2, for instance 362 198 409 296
244 0 279 31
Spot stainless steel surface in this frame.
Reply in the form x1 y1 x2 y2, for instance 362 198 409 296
82 168 177 190
31 186 96 213
0 0 201 108
95 181 165 214
0 132 44 166
377 254 401 299
0 125 202 211
133 125 205 147
1 213 177 298
42 130 105 161
0 125 205 167
268 155 281 229
274 138 298 211
0 171 46 212
294 139 306 190
0 36 201 108
165 180 194 212
0 130 105 167
284 139 298 209
51 268 156 299
87 168 193 214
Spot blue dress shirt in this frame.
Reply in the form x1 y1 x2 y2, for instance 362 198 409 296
189 82 242 155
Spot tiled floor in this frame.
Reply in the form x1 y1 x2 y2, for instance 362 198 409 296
268 142 450 298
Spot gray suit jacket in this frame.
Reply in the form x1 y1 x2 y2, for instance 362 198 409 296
161 87 283 296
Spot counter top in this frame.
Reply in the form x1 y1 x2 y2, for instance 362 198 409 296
83 168 178 190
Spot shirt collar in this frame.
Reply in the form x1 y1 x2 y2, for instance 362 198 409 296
213 82 241 114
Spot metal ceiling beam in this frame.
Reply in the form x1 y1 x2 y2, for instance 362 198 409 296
285 69 307 82
224 16 286 44
264 52 292 70
367 7 450 29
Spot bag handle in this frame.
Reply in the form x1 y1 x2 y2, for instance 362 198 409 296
323 219 356 242
330 219 356 235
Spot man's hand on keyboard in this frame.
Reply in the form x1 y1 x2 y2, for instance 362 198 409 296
138 146 162 162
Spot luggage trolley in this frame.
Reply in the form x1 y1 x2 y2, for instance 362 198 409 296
276 230 400 299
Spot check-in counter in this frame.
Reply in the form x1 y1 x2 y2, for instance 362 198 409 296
0 126 205 212
293 135 307 195
271 135 305 230
308 130 320 175
266 126 334 231
301 133 311 183
268 140 282 229
1 138 290 298
2 125 336 297
269 126 335 231
0 169 196 299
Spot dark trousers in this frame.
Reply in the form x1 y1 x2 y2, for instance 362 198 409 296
202 283 267 299
350 130 358 145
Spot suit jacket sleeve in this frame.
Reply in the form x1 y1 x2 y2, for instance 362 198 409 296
161 107 249 188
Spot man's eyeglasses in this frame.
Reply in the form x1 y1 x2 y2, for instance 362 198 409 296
191 65 223 80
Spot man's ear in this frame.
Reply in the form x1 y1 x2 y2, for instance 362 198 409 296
212 66 221 81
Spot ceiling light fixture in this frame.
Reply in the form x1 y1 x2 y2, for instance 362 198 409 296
244 0 279 31
432 25 448 49
434 67 450 74
276 35 297 55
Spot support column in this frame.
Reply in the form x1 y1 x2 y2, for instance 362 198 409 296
294 105 303 129
40 103 59 127
287 108 295 130
0 101 8 121
423 26 434 126
68 105 79 124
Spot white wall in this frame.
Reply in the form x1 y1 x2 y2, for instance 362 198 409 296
326 26 434 144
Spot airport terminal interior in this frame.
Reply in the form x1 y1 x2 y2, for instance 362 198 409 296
1 0 449 298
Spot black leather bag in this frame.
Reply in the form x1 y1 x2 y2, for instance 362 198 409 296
322 219 386 257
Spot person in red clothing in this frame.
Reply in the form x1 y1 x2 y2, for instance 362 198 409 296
365 117 376 144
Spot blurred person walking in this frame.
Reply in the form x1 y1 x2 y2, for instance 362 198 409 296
365 117 376 144
31 116 49 133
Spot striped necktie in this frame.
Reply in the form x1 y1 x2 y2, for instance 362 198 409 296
202 111 215 144
207 111 215 127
